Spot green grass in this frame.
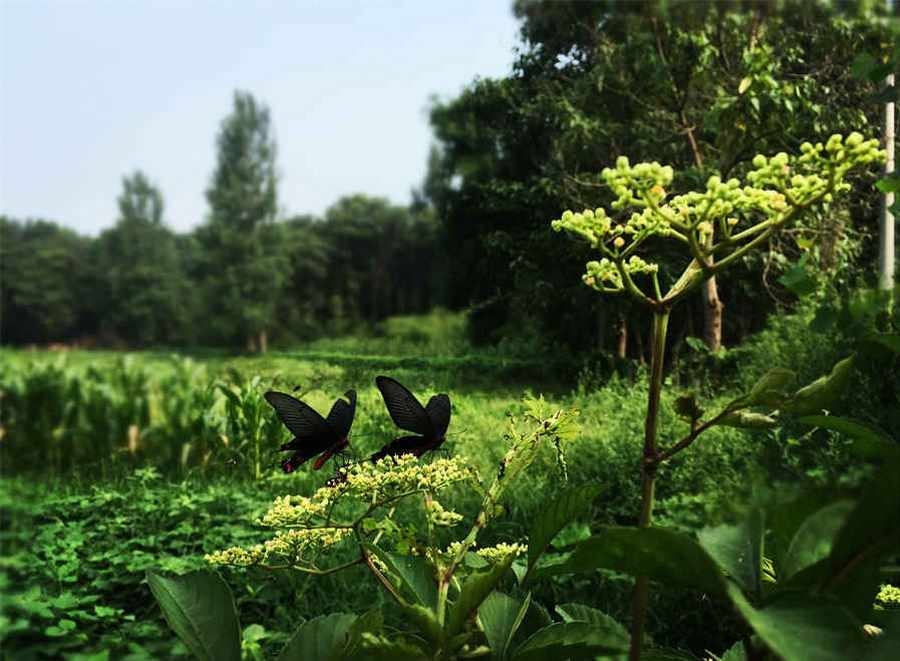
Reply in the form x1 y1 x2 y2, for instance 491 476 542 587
0 315 873 659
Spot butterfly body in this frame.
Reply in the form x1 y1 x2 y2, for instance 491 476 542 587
371 376 451 462
264 389 356 473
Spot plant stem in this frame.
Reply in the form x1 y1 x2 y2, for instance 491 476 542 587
629 309 669 661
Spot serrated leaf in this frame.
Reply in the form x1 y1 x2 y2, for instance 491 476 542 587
726 585 864 661
510 621 629 660
780 500 854 582
478 592 531 660
276 613 357 661
875 176 900 194
363 544 437 609
533 526 725 595
447 554 515 638
526 485 601 581
698 510 764 595
825 457 900 617
555 603 628 644
146 570 241 661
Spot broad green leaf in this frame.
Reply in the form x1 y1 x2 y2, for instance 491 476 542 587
447 554 515 638
780 500 854 581
400 604 443 646
276 613 356 661
875 175 900 194
526 485 602 580
363 544 437 609
146 570 240 661
782 356 854 416
698 510 764 594
510 621 629 660
346 609 383 655
533 526 725 595
798 415 898 460
726 585 863 661
357 633 429 660
769 490 846 571
555 603 629 645
478 591 530 660
729 368 795 410
825 457 900 617
778 258 817 297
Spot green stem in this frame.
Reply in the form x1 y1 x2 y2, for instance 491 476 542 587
629 309 669 661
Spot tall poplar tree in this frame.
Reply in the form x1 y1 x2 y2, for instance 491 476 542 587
200 90 285 351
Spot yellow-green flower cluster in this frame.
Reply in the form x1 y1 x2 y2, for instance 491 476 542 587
583 256 658 291
877 584 900 608
258 493 330 527
206 527 352 568
748 133 883 204
205 545 265 567
603 157 674 210
425 497 464 527
342 454 478 501
551 133 884 301
475 542 526 563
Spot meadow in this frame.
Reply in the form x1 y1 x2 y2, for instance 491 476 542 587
3 307 891 660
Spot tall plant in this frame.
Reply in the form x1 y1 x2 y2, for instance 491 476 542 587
550 133 885 658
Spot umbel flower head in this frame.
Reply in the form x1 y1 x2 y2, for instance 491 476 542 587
551 133 885 304
206 454 479 570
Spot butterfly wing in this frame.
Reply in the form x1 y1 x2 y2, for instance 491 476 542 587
370 435 428 463
325 389 356 439
375 376 433 436
425 394 451 439
264 391 335 440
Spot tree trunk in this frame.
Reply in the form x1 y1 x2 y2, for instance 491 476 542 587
702 276 724 351
246 334 257 353
258 329 268 354
617 316 628 359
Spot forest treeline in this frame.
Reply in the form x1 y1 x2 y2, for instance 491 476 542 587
1 0 894 356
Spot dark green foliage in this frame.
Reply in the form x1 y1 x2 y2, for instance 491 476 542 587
428 1 887 352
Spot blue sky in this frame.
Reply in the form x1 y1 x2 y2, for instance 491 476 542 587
1 1 520 234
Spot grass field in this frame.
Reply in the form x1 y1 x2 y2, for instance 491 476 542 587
0 318 871 659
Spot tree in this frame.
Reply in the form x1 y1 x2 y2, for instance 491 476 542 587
94 172 190 345
429 0 888 354
0 217 94 344
199 90 285 351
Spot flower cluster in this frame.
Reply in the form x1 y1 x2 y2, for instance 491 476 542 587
425 497 464 527
337 454 478 501
583 256 658 291
476 542 527 564
205 527 352 568
877 584 900 608
551 133 884 302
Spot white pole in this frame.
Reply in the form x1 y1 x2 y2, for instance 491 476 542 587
879 0 896 291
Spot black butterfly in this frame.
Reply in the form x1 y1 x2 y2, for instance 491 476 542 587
264 389 356 473
371 376 451 462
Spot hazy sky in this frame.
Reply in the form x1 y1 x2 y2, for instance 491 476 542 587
1 1 521 234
